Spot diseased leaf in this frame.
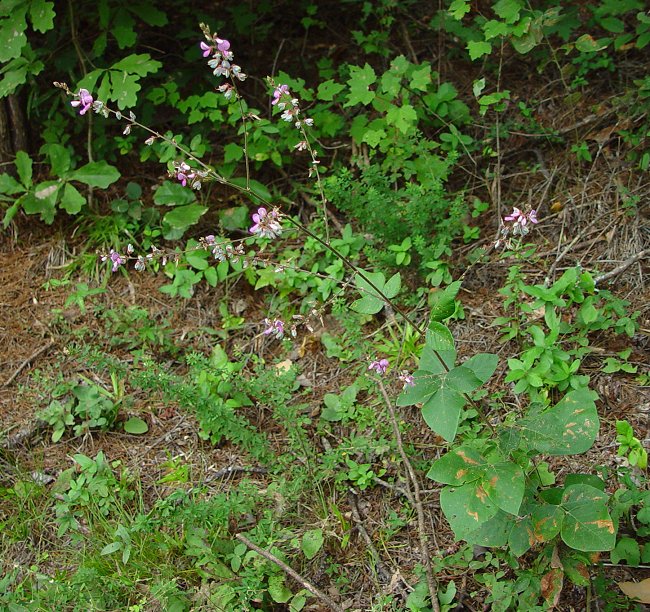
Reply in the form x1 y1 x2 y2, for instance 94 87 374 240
427 446 485 485
440 481 499 540
482 461 525 515
520 387 599 455
560 484 615 552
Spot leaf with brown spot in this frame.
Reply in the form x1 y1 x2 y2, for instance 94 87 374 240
541 568 564 608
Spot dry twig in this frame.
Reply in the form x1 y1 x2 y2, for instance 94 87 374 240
3 339 55 387
377 381 440 612
595 248 649 285
235 533 344 612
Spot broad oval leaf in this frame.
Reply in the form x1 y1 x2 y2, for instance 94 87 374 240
560 484 615 552
482 461 525 515
519 387 599 455
421 386 465 443
123 417 149 435
69 161 120 188
427 446 485 485
163 204 207 229
440 481 498 540
153 180 197 206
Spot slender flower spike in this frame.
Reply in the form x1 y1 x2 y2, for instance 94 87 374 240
368 359 389 376
497 207 540 247
70 88 94 115
249 207 283 239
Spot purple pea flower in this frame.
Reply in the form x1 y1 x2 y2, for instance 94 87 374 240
368 359 389 376
263 318 285 339
216 38 230 53
71 89 94 115
272 84 290 106
200 41 213 57
249 207 282 239
101 249 124 272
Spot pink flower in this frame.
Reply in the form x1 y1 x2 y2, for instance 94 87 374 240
71 88 94 115
504 207 523 222
528 209 538 224
200 41 213 57
272 84 290 105
263 318 285 339
102 249 124 272
216 38 230 53
398 371 415 388
368 359 389 375
249 207 282 239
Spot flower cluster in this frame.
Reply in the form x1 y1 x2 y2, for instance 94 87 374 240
496 207 538 249
271 84 314 130
200 23 246 99
171 161 209 190
368 359 389 375
398 371 415 388
101 248 126 272
263 318 285 340
201 235 246 264
249 207 283 240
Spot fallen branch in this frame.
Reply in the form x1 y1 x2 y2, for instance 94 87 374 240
378 381 440 612
3 339 55 387
595 249 649 285
235 533 344 612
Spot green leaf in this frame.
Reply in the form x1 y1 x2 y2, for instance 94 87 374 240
163 204 207 229
493 0 522 24
463 353 498 383
229 178 272 202
610 537 640 566
44 143 70 176
29 0 55 32
100 541 122 556
15 150 32 187
575 34 610 53
440 481 499 540
446 365 482 393
465 509 511 547
449 0 470 20
530 504 564 542
0 173 24 195
561 484 615 552
426 322 456 366
0 10 28 62
60 183 86 214
520 387 599 455
428 281 461 322
112 53 162 77
112 11 136 48
409 64 432 91
482 461 525 515
153 181 197 206
110 71 141 109
123 417 149 435
301 529 324 560
385 103 418 134
427 446 485 485
317 79 345 101
351 271 400 315
268 575 292 604
345 63 376 107
68 161 120 188
467 40 492 61
421 385 465 442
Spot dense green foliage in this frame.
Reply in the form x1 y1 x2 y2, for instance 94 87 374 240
1 0 649 610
